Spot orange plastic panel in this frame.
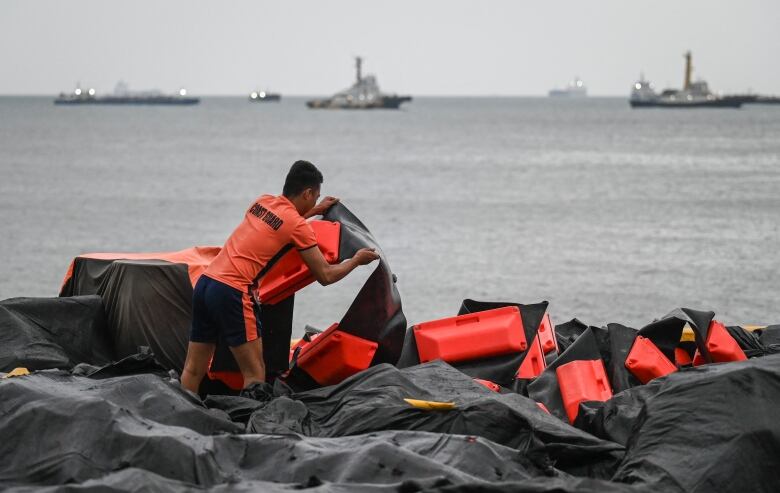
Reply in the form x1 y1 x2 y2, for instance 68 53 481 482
258 220 340 305
289 333 321 363
474 378 501 392
675 347 693 366
625 336 678 384
556 359 613 423
693 320 748 366
413 306 526 364
537 313 558 355
296 323 378 386
516 334 546 379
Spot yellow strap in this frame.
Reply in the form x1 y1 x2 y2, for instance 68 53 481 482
680 324 765 342
404 398 456 411
2 367 30 378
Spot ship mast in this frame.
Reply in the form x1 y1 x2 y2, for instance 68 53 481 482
355 56 362 84
683 51 692 90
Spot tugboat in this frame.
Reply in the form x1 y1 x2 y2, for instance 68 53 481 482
306 57 411 109
249 90 281 102
548 77 587 97
629 52 741 108
55 81 199 105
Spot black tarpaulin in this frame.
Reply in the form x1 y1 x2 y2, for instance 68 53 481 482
574 380 665 446
759 324 780 348
59 256 116 298
2 306 780 491
3 469 454 493
59 248 219 373
612 354 780 492
322 202 407 365
422 477 642 493
97 260 193 371
0 295 112 372
60 258 194 371
249 361 624 479
0 372 564 490
726 325 766 357
554 318 589 354
597 323 641 394
660 307 716 363
0 371 240 436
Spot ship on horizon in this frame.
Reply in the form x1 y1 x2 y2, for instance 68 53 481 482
307 57 411 109
249 90 281 102
549 77 587 97
55 81 199 105
630 52 740 108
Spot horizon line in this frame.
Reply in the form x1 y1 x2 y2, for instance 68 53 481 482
0 93 631 98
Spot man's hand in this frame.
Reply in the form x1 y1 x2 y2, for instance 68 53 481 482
353 247 380 265
307 196 340 218
301 245 379 286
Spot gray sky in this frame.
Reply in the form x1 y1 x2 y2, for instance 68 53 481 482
2 0 778 96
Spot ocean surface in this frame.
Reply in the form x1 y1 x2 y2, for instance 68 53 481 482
1 96 778 334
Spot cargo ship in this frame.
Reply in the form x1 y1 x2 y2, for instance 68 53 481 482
249 90 281 102
307 57 411 109
629 52 741 108
548 77 587 97
721 93 780 105
55 81 199 105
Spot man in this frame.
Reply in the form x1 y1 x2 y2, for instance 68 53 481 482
181 160 379 394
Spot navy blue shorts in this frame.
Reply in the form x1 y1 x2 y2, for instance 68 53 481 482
190 275 261 347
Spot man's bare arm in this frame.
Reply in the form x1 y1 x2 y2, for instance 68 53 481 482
300 246 379 286
304 196 340 219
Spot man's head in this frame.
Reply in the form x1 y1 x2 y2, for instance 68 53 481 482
283 160 323 215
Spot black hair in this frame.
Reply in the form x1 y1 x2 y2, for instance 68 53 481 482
283 160 323 197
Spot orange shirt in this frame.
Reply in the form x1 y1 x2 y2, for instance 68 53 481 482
204 195 317 291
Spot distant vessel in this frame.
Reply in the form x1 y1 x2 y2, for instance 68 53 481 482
55 81 199 105
630 52 741 108
249 90 281 102
548 77 587 97
720 93 780 105
307 57 412 109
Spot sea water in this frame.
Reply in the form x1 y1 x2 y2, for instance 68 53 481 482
1 96 778 333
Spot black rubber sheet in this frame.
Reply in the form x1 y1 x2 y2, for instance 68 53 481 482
249 361 624 479
3 349 780 491
0 295 112 372
59 258 193 371
0 370 584 490
321 202 407 365
610 355 780 491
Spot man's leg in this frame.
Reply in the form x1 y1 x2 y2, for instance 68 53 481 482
229 338 266 388
181 341 216 394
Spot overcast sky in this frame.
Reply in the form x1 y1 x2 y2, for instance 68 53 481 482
2 0 778 96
